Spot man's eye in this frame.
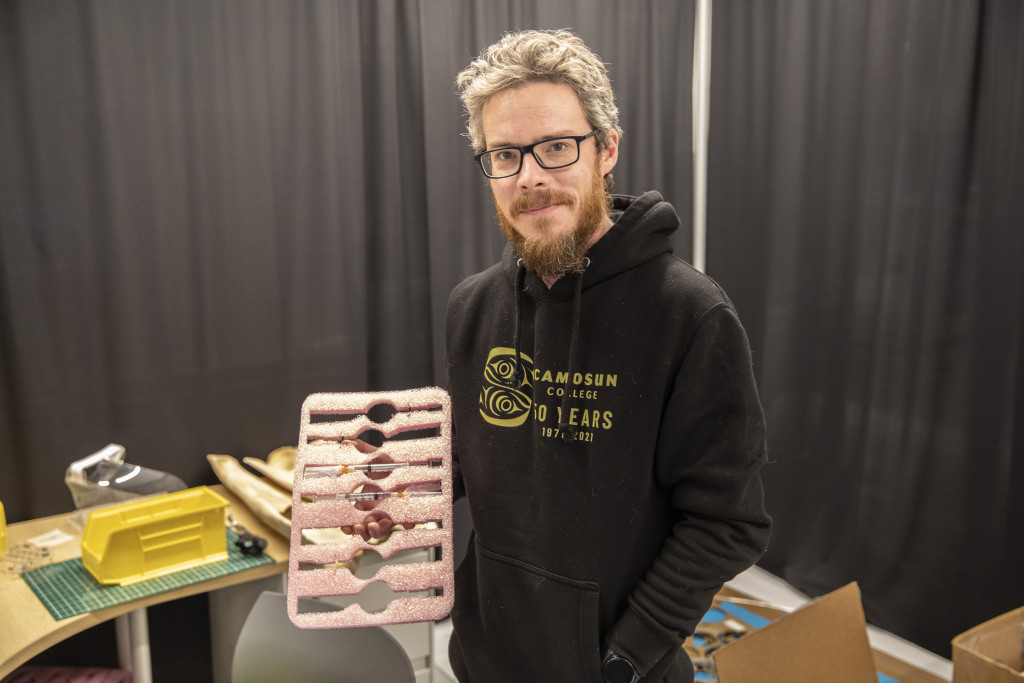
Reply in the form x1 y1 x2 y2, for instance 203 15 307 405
545 141 569 153
494 150 517 162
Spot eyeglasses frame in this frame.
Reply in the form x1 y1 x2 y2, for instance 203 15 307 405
473 130 600 179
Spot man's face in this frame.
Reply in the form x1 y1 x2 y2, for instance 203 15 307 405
481 82 619 280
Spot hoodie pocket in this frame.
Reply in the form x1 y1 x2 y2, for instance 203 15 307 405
451 541 605 682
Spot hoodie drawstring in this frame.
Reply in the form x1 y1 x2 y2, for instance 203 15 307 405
558 258 589 444
511 261 527 389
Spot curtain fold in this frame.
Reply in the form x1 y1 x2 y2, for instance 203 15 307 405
709 0 1024 654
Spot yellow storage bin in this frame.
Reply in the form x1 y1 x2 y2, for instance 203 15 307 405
81 486 229 586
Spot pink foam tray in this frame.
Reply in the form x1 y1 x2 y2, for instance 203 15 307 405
287 387 454 628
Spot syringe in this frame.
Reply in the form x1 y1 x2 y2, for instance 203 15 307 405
315 487 442 502
304 459 442 479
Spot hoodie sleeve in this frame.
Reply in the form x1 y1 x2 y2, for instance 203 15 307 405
604 303 772 675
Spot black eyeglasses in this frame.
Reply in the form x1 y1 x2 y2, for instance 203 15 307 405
474 130 599 179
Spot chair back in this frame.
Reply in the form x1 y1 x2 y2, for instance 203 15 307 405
231 591 416 683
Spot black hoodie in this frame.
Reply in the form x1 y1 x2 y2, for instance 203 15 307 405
444 191 771 682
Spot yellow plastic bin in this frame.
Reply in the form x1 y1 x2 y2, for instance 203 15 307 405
81 486 229 586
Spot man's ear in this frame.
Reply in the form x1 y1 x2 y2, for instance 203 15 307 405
600 129 620 176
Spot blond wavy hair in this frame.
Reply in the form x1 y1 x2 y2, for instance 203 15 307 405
456 29 623 155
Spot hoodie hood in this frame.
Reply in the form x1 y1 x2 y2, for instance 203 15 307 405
499 190 680 299
499 191 681 442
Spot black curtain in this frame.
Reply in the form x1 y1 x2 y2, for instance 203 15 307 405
0 0 694 519
2 0 1022 674
0 2 694 676
709 0 1024 656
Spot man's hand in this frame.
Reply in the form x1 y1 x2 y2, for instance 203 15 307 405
341 510 394 541
336 439 395 540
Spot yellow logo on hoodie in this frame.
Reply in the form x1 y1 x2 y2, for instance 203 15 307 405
479 347 533 427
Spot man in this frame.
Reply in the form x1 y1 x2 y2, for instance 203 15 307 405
443 30 771 682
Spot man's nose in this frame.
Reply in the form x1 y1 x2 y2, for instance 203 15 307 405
517 152 549 188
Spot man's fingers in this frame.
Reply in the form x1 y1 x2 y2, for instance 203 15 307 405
341 512 394 541
343 523 371 541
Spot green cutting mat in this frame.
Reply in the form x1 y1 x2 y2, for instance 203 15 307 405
22 529 274 620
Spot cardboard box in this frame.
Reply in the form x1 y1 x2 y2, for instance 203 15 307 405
952 606 1024 682
691 582 878 683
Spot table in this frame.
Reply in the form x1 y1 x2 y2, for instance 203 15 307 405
4 492 950 683
0 486 289 680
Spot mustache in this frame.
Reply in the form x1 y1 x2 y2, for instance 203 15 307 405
509 190 576 217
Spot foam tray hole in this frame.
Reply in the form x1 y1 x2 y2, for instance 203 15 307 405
297 546 443 577
297 581 439 615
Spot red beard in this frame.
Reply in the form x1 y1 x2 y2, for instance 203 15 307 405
496 164 608 281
